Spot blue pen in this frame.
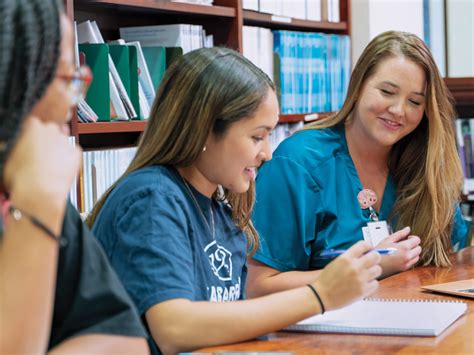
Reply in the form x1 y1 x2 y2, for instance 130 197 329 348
320 248 397 258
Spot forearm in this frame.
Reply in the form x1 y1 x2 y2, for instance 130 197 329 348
48 334 149 355
247 261 323 298
0 195 64 354
149 286 322 354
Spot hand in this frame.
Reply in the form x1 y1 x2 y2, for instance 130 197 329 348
3 116 82 213
311 241 382 312
375 226 422 278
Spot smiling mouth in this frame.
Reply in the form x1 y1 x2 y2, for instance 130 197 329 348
380 117 402 128
244 167 256 179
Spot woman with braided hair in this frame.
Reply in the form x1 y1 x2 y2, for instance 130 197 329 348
0 1 148 353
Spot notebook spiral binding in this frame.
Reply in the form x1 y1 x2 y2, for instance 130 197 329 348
364 297 464 303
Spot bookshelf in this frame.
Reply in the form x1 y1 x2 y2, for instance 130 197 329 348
242 10 347 32
243 1 351 124
66 0 243 149
64 0 353 210
66 0 353 143
446 77 474 205
445 77 474 118
77 120 147 134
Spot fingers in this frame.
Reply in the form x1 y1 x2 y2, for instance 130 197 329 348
398 235 421 250
359 250 382 268
60 123 71 136
403 245 421 269
364 279 379 297
345 240 373 258
72 145 83 169
387 226 411 243
367 264 383 280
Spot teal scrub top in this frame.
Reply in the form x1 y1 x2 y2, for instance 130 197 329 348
253 124 468 271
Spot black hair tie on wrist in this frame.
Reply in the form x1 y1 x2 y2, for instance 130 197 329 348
8 205 66 246
307 284 325 314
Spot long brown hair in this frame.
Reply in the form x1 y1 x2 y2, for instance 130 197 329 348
87 47 275 254
305 31 462 266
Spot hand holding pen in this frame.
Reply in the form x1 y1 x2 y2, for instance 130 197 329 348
321 247 398 259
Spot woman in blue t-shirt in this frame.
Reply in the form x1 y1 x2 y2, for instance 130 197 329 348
249 31 468 299
88 47 383 354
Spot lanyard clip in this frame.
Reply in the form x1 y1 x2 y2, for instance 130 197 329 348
368 206 379 222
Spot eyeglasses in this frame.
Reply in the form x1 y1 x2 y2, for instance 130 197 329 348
56 65 93 105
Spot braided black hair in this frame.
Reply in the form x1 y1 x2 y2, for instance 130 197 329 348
0 0 62 180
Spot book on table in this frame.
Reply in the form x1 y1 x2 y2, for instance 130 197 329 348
421 279 474 299
284 298 467 336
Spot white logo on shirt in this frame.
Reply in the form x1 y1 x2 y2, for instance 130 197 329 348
204 240 233 281
208 277 241 302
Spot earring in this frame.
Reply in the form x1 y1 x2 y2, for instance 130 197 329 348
202 146 207 152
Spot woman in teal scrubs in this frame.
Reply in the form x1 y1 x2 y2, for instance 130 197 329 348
249 31 468 297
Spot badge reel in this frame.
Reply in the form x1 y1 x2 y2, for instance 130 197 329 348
357 189 391 246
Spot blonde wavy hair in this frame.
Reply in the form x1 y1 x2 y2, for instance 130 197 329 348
305 31 462 266
87 47 275 254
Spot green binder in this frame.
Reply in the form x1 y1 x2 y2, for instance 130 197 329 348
142 46 166 92
128 46 141 120
78 43 110 122
109 45 142 120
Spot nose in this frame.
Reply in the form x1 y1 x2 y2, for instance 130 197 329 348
259 138 273 162
388 99 405 118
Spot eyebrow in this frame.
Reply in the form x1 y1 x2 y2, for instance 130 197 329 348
254 125 274 131
382 81 425 97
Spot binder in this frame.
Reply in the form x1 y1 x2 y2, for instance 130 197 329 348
128 46 141 120
78 44 110 122
285 298 467 336
142 46 167 92
109 45 142 120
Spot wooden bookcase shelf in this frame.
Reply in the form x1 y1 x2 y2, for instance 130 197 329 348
77 113 333 136
77 121 147 134
445 77 474 117
243 10 347 33
74 0 236 18
76 121 147 150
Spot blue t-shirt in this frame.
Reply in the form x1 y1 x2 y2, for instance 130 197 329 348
93 165 248 316
253 125 469 271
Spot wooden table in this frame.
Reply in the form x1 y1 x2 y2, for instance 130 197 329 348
198 247 474 354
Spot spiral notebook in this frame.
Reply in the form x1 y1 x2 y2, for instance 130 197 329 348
285 298 467 336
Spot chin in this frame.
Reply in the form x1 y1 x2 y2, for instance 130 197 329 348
232 182 251 194
374 132 402 147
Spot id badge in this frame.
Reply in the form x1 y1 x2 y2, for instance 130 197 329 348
357 189 390 246
367 220 390 246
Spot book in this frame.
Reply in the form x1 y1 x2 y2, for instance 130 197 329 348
77 20 137 120
78 44 111 121
120 24 195 54
142 46 167 91
284 298 467 336
422 279 474 299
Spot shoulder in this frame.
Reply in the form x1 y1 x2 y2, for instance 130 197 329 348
116 165 179 192
94 165 188 230
274 125 347 167
259 125 347 187
110 165 185 206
